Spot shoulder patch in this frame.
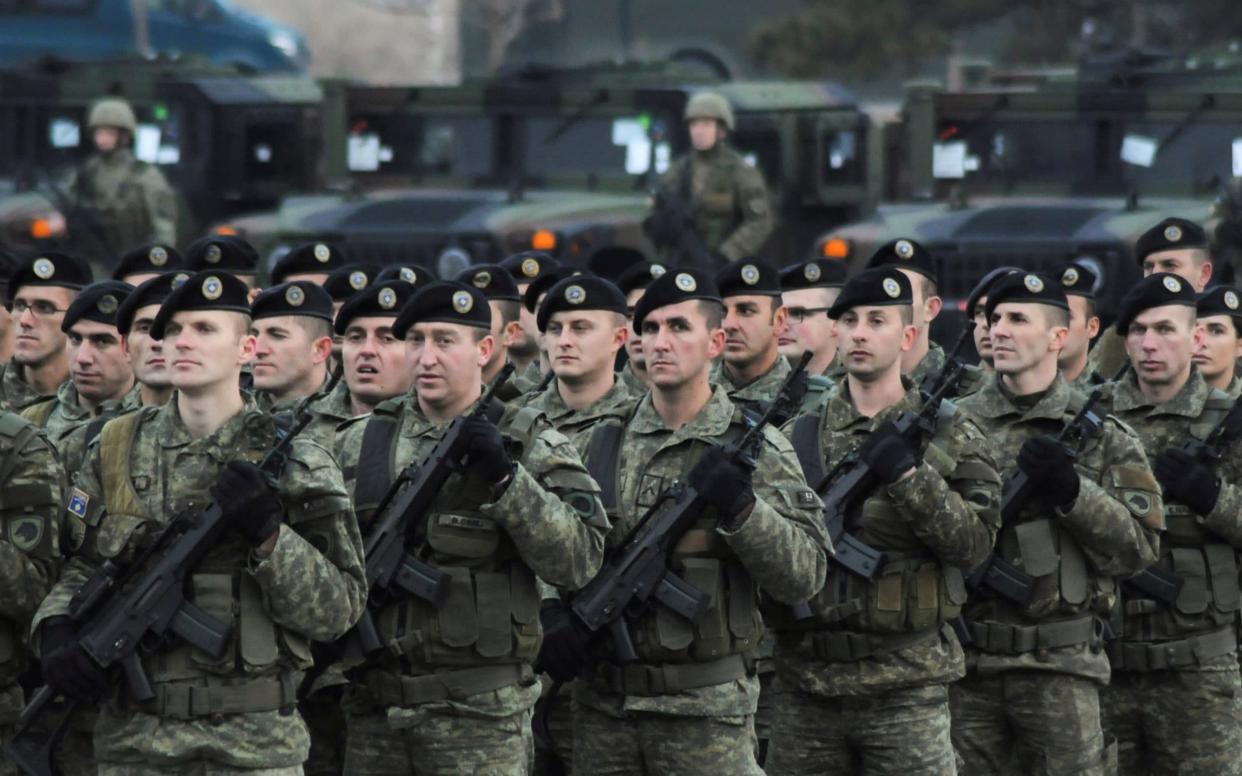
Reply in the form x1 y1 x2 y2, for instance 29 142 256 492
67 488 90 519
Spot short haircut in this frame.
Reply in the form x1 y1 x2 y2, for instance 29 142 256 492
698 299 725 330
496 300 520 327
919 275 939 299
297 316 333 341
231 312 253 338
1045 306 1070 329
898 305 913 327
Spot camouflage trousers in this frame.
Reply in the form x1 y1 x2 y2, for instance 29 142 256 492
1101 661 1242 776
950 670 1115 775
533 679 572 776
573 703 762 775
97 766 302 775
765 683 956 775
343 704 533 775
299 690 345 776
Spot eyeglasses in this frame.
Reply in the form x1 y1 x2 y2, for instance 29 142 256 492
786 306 832 323
10 299 68 317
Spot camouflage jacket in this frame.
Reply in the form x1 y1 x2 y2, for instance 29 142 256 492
518 375 638 455
575 386 829 719
34 398 366 769
0 362 55 415
308 379 357 454
958 374 1161 683
23 381 141 468
65 149 177 256
909 341 986 399
1069 367 1110 394
617 364 648 402
1102 369 1242 647
1087 326 1127 381
775 379 1000 697
720 353 791 414
511 360 545 396
656 144 773 262
1225 375 1242 400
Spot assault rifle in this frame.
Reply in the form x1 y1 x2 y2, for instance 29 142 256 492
4 372 333 776
643 160 717 272
349 364 514 656
571 352 813 663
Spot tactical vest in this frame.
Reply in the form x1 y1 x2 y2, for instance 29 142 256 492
0 414 47 691
787 402 968 639
19 398 56 429
80 156 156 252
351 404 543 670
582 413 764 665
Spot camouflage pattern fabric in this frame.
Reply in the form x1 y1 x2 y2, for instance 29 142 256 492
616 366 648 402
656 144 773 263
27 381 142 469
720 353 791 410
512 360 545 396
307 378 357 453
96 764 303 776
518 375 638 454
33 398 366 770
64 148 178 254
1087 327 1128 382
909 341 985 398
0 362 56 415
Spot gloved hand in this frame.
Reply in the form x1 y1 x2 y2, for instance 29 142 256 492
40 617 108 701
211 461 283 547
1154 449 1220 516
535 600 593 682
1017 436 1080 509
858 422 918 484
687 445 755 523
460 416 514 488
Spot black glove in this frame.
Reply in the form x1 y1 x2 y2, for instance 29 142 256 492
687 445 755 523
1017 435 1080 509
858 422 918 484
535 600 593 682
40 617 108 701
211 461 283 547
460 416 514 488
1154 449 1220 515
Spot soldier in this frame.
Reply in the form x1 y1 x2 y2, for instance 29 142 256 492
31 270 366 774
965 266 1021 375
332 279 418 419
1056 263 1106 389
715 258 790 412
615 261 667 398
62 97 177 259
270 242 346 287
0 253 93 413
501 251 561 381
185 234 261 291
953 272 1162 775
116 272 186 409
324 263 381 363
1192 285 1242 397
1090 217 1213 377
770 267 1000 774
646 92 773 269
250 281 335 418
0 250 22 363
331 280 608 774
777 258 846 378
1098 274 1242 774
457 264 529 397
110 243 184 287
521 266 586 389
561 268 829 774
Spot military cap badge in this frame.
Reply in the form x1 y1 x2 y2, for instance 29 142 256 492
378 288 398 310
895 240 914 259
882 277 901 298
565 284 586 304
1061 267 1079 287
33 258 54 280
205 245 223 264
349 271 368 290
472 271 491 289
1163 276 1182 293
675 273 697 292
741 264 760 285
452 290 473 314
399 267 417 283
149 247 168 266
1024 275 1044 293
171 273 190 289
521 258 540 278
1228 291 1240 311
1165 225 1183 243
202 276 223 301
286 286 305 306
314 244 331 263
97 294 118 315
805 263 822 282
651 264 667 278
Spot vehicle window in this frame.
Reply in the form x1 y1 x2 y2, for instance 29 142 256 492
347 114 493 178
524 114 673 179
731 125 781 185
0 0 95 13
821 129 864 185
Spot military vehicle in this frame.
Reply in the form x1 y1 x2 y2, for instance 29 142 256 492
0 57 323 262
214 64 881 278
814 50 1242 347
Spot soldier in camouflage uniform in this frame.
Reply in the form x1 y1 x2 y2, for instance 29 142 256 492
332 280 608 775
323 263 381 363
647 92 773 268
32 271 366 774
0 250 21 364
62 98 177 260
1055 263 1107 390
185 235 261 291
270 242 346 287
111 243 184 287
1096 274 1242 775
116 272 186 410
0 413 63 776
714 258 791 411
768 267 1000 774
615 261 666 399
459 264 537 401
249 282 335 417
1192 286 1242 397
778 258 846 380
560 268 829 775
501 251 561 384
953 272 1162 775
964 266 1021 377
330 279 418 423
1090 217 1214 379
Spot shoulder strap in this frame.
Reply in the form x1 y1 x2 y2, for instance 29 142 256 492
98 411 146 517
19 398 56 429
584 420 626 513
354 414 400 511
790 411 828 489
506 405 543 452
1191 389 1235 443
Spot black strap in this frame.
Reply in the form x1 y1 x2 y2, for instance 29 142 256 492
585 421 625 513
354 415 400 511
791 412 827 488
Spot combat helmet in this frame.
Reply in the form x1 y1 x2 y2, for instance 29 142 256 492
684 91 735 131
88 98 138 134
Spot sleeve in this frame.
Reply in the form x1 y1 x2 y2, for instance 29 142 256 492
482 426 609 591
718 162 774 261
142 167 178 245
0 429 63 623
250 439 367 642
718 427 829 603
1199 445 1242 546
1060 421 1162 575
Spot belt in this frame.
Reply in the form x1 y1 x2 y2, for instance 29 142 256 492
123 673 299 721
1107 626 1237 672
804 626 944 663
361 664 533 708
595 654 753 696
967 615 1101 655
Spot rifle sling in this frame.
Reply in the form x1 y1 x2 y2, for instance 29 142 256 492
355 415 400 512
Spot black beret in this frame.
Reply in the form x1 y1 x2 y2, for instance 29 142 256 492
524 266 585 313
251 281 334 323
1115 273 1198 334
617 262 669 296
150 271 252 340
324 264 380 302
1197 286 1242 320
537 275 628 332
779 259 847 291
393 281 491 339
633 269 722 330
965 266 1021 319
112 243 183 281
333 280 417 335
61 280 134 331
715 258 781 298
185 235 259 274
270 242 345 284
500 251 560 284
1135 217 1208 265
456 264 520 302
375 264 435 287
1057 262 1098 299
587 245 647 282
865 238 938 283
0 250 20 300
828 268 912 319
117 271 191 335
9 252 93 302
983 273 1068 323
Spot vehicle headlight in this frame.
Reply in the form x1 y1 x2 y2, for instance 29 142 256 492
268 30 301 60
437 246 471 279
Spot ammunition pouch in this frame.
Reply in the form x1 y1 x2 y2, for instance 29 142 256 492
965 614 1104 655
1107 625 1237 672
593 653 753 696
1121 517 1240 636
994 517 1097 615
